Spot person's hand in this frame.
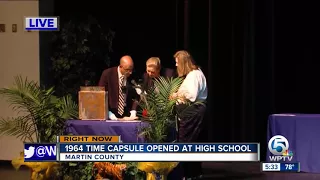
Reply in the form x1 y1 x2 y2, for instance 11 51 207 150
169 93 177 100
130 110 137 118
169 93 185 101
108 111 118 120
170 92 188 104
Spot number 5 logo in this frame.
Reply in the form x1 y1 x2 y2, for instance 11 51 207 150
268 135 289 155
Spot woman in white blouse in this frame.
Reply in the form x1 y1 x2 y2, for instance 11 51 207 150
171 50 207 179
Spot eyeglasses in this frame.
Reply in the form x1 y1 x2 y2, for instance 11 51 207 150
120 66 133 72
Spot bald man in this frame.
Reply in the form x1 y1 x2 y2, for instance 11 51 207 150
98 55 138 120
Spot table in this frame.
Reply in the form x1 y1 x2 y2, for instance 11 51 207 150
267 114 320 173
65 120 149 143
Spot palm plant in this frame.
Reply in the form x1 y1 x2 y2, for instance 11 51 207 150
0 76 78 143
137 76 184 142
136 76 195 179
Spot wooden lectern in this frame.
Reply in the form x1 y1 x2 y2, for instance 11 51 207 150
78 86 108 120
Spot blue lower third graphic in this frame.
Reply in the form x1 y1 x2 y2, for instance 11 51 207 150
24 143 57 161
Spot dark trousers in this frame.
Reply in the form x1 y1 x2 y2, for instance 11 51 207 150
176 102 206 178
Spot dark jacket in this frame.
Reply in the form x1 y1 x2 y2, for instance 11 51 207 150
142 68 177 91
98 66 138 117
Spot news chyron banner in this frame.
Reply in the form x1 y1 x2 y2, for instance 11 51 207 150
58 143 260 162
24 136 120 162
24 136 260 162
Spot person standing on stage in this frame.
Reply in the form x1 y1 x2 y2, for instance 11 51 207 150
98 55 138 120
170 50 208 179
142 57 176 91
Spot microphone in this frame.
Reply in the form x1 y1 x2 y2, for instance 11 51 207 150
131 79 143 90
131 79 139 87
131 79 145 95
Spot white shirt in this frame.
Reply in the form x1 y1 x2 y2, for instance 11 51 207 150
117 66 127 86
177 69 207 102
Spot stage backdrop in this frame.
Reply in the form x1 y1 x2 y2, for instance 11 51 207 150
0 0 39 160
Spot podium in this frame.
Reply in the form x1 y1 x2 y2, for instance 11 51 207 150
78 86 108 120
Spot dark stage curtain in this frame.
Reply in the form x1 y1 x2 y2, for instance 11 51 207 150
181 0 275 160
39 0 54 86
183 0 320 161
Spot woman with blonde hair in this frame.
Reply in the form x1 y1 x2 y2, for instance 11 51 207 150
171 50 207 179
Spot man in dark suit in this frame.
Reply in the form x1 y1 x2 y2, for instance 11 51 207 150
142 57 177 91
98 55 138 119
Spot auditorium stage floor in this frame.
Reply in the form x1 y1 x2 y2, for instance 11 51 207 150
1 161 320 179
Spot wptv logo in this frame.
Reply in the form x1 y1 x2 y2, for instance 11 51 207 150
268 135 293 162
24 17 59 31
24 144 57 161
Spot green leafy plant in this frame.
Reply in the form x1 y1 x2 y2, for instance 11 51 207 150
137 76 184 142
135 76 206 179
50 15 115 97
0 76 78 143
121 162 146 180
57 162 95 180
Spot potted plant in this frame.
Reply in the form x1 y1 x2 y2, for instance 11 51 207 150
135 76 184 180
0 76 78 179
137 76 183 142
